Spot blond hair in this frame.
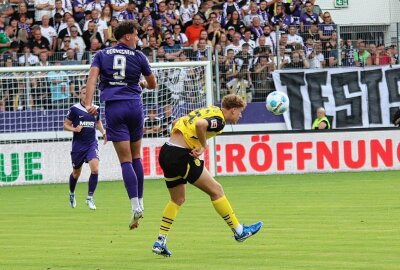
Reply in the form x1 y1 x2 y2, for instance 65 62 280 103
221 94 246 110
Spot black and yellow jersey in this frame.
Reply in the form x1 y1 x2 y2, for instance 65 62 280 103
171 106 226 149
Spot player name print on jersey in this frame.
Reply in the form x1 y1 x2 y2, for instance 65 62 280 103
79 121 95 128
106 49 136 56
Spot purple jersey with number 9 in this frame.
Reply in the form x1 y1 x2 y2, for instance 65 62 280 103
91 43 152 102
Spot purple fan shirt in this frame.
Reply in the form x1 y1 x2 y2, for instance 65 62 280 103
271 14 294 32
300 12 319 29
91 43 152 102
66 103 99 152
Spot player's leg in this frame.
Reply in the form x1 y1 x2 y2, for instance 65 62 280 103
192 167 263 242
70 167 81 194
105 100 141 229
69 152 83 208
152 143 189 256
152 183 186 257
69 167 81 208
113 141 143 229
124 100 145 229
86 158 99 210
130 140 144 212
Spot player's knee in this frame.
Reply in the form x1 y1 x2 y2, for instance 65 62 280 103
211 182 225 199
91 169 99 175
72 171 81 179
172 197 185 206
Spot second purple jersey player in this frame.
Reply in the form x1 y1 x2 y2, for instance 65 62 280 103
84 20 157 230
64 86 107 210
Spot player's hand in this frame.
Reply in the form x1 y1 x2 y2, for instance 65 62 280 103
103 133 108 144
190 146 205 158
74 125 83 132
85 105 99 116
139 80 147 89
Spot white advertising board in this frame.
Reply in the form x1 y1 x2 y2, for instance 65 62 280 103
1 130 399 185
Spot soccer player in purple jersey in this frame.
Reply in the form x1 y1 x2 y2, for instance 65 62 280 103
64 86 107 210
84 20 157 230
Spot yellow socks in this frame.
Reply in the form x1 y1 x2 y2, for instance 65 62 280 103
159 201 180 235
212 195 240 230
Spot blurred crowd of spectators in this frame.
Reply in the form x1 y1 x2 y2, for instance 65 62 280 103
0 0 398 66
0 0 399 111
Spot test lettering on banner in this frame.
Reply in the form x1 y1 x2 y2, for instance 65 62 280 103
272 65 400 130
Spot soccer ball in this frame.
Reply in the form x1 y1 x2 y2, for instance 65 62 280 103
266 91 289 115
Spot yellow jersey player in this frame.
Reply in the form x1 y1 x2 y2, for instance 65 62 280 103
152 94 263 257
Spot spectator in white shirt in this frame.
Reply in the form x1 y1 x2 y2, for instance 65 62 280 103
58 13 82 35
239 29 256 55
273 45 292 69
54 0 68 17
19 44 40 66
225 31 242 56
243 2 265 27
69 25 86 61
84 0 105 13
172 24 189 47
34 0 55 24
180 0 198 27
40 15 57 52
83 9 108 43
308 42 325 69
61 0 72 13
58 16 82 49
110 0 128 19
287 24 304 46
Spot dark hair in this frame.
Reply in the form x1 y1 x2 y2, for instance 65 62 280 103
114 20 136 40
10 41 19 48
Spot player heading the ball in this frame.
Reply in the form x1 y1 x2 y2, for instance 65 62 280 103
84 20 157 230
152 94 263 257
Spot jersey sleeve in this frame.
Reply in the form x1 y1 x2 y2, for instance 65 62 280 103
90 51 102 68
138 51 152 76
66 108 76 121
205 117 225 132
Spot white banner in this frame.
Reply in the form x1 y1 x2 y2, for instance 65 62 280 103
0 138 168 186
214 131 400 175
272 65 400 130
1 130 400 185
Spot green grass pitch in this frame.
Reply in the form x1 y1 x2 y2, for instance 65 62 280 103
0 171 399 270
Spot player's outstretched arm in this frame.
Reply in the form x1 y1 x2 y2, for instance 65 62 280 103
84 67 100 115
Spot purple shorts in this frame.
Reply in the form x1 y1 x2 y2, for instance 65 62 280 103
105 99 144 142
71 144 99 169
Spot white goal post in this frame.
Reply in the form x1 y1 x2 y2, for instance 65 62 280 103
0 61 215 186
